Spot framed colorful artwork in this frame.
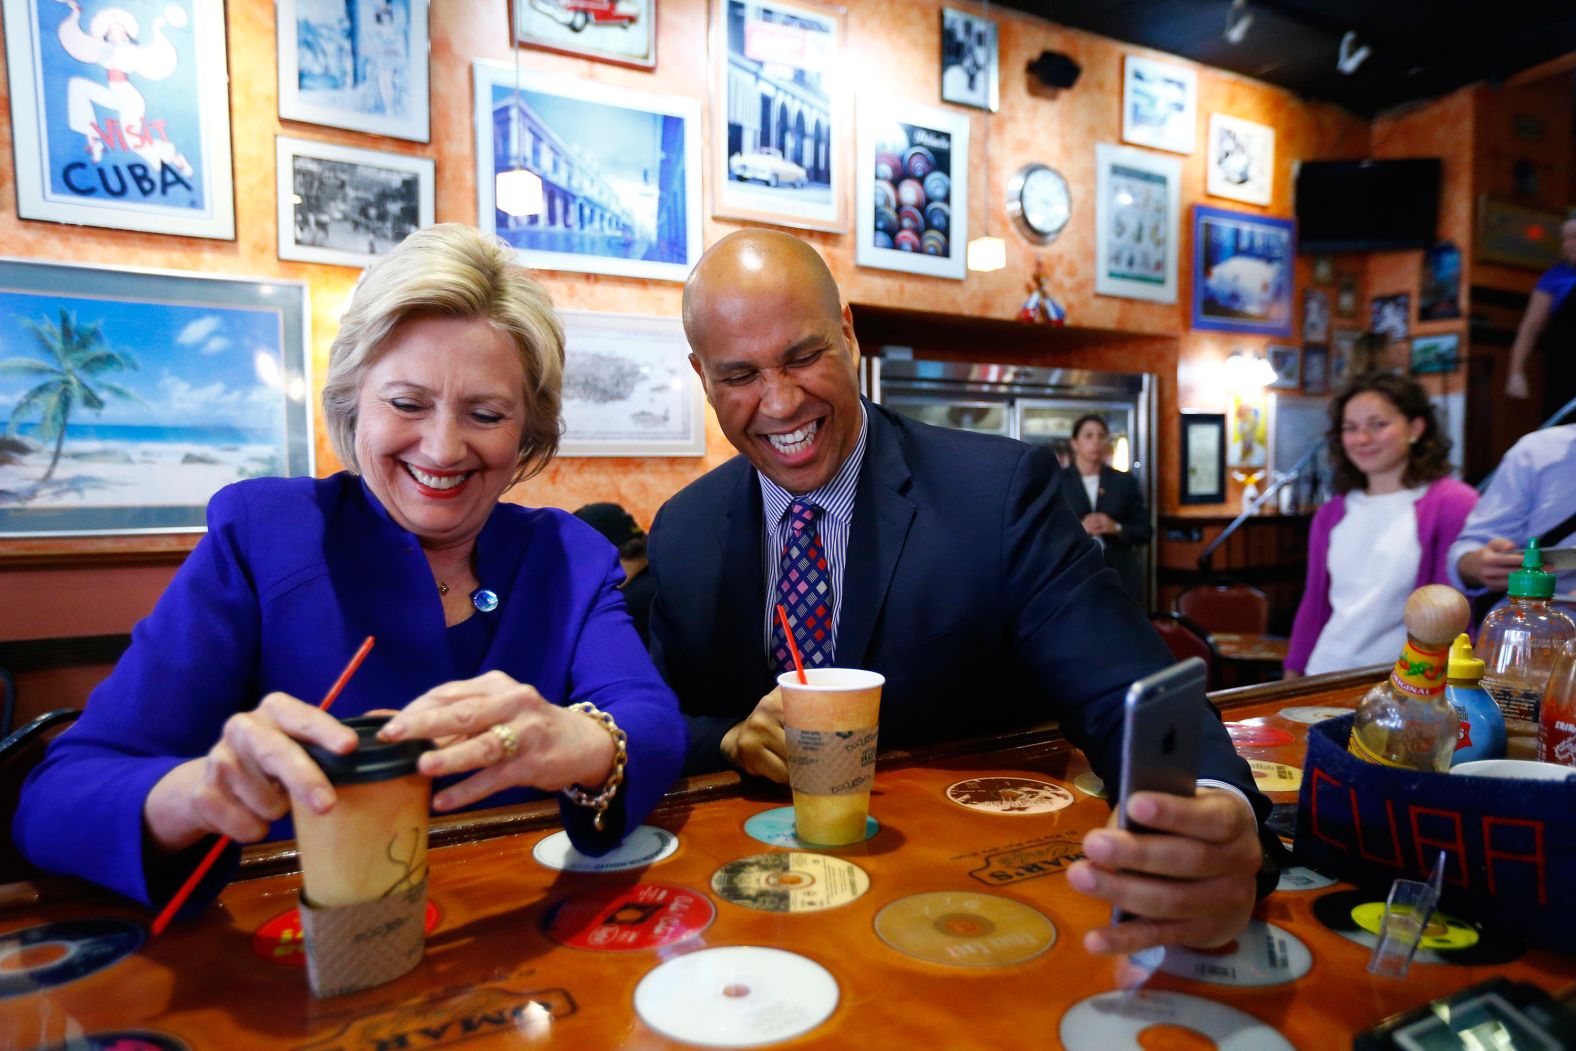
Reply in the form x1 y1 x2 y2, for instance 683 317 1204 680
1302 288 1330 343
855 99 969 280
276 137 434 268
515 0 655 70
1191 205 1295 336
1371 293 1411 340
1410 332 1461 375
557 311 705 457
1206 113 1273 206
474 62 702 283
0 258 312 537
1330 328 1359 387
941 6 998 112
1420 241 1462 320
1266 344 1301 391
1094 143 1181 303
712 0 845 232
1228 393 1269 470
1476 198 1564 270
2 0 235 239
278 0 430 142
1335 271 1358 317
1301 344 1329 395
1180 412 1226 505
1122 55 1195 155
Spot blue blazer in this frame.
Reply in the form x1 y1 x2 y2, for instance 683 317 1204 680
648 403 1263 823
15 474 685 909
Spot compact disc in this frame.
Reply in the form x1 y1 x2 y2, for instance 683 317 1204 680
1059 990 1294 1051
711 853 869 913
1072 772 1107 799
532 825 678 872
1130 920 1312 987
27 1033 189 1051
1248 759 1303 792
1276 865 1337 892
743 806 878 848
0 919 143 999
1225 722 1296 747
874 891 1055 967
542 882 713 951
946 777 1074 814
1278 705 1352 725
634 946 838 1047
1312 889 1523 966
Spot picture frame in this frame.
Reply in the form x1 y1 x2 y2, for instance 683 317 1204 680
712 0 845 232
2 0 235 240
1410 332 1461 375
1335 271 1358 317
940 6 998 112
1094 143 1181 303
275 136 434 268
474 62 702 283
1206 113 1273 206
855 99 969 280
1266 344 1301 391
1302 288 1330 344
1122 55 1195 155
1313 256 1334 286
1301 344 1329 395
1420 241 1462 320
278 0 430 143
1191 205 1295 336
0 257 312 538
515 0 655 70
1370 293 1411 340
1477 198 1565 271
1330 328 1358 387
1180 412 1226 505
1228 393 1269 470
557 311 706 457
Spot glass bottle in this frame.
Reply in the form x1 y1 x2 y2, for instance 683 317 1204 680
1348 585 1469 773
1476 539 1576 759
1538 639 1576 768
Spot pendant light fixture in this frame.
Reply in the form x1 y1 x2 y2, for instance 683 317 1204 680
966 0 1005 272
496 36 544 218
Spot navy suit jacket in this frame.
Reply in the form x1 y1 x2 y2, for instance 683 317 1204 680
1059 464 1152 604
649 402 1263 825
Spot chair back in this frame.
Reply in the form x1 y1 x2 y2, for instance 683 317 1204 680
0 708 81 883
1176 582 1269 636
1148 612 1218 687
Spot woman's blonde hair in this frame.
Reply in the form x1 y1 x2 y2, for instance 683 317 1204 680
321 223 564 483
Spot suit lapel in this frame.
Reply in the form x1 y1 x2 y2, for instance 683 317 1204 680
1066 468 1093 516
718 465 771 693
837 406 915 668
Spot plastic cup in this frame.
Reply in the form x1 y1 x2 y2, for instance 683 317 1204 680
777 669 883 846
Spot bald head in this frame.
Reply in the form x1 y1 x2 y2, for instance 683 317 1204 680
683 230 843 346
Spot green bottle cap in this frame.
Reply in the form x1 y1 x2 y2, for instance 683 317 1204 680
1509 537 1557 600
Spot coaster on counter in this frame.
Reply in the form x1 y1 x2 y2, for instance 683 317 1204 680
945 777 1074 814
1225 722 1296 748
1059 990 1295 1051
743 806 878 848
634 946 838 1047
543 882 713 951
1275 865 1337 893
711 853 869 913
1130 920 1312 987
533 826 678 872
297 881 427 999
0 919 143 999
1312 889 1524 967
1072 772 1107 799
1278 705 1353 725
874 891 1055 968
1248 759 1303 792
24 1032 189 1051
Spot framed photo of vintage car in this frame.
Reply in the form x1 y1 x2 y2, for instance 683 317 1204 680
515 0 655 70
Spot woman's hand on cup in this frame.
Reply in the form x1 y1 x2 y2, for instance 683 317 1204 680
143 693 358 852
379 671 616 811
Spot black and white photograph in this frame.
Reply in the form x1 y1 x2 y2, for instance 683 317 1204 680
940 7 998 112
1371 293 1411 340
276 137 434 268
1206 113 1273 206
557 311 705 456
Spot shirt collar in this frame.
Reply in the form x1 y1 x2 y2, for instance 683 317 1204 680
758 402 868 527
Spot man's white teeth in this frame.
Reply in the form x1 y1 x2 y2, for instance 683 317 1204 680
407 464 468 490
766 421 818 455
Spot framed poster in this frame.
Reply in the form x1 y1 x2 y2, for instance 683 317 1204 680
515 0 655 70
1191 205 1294 336
2 0 235 239
941 6 998 112
0 258 312 538
1477 198 1565 270
1301 344 1329 395
1180 412 1226 505
1266 344 1301 391
1330 328 1358 387
1228 393 1269 470
1206 113 1273 206
1094 144 1180 303
1302 287 1330 343
1335 271 1358 317
557 311 705 457
474 63 702 283
1371 293 1411 340
1410 333 1461 375
1122 55 1195 155
856 99 969 280
712 0 844 232
276 136 434 268
1420 241 1462 320
278 0 430 142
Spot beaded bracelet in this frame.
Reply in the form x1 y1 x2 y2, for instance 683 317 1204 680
563 701 628 832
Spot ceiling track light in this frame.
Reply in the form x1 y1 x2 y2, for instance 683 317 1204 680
1337 30 1371 75
1223 0 1252 45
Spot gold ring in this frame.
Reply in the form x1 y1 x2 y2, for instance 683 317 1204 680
489 722 520 759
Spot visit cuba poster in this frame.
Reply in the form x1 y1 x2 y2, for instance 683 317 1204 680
3 0 235 239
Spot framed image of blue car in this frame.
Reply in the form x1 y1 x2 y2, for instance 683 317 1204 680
2 0 235 239
0 258 313 538
474 62 701 283
278 0 430 143
516 0 655 70
1192 205 1295 336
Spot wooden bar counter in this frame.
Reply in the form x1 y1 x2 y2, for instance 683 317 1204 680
4 670 1575 1049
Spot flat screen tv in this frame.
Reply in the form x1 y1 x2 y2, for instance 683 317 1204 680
1294 158 1441 253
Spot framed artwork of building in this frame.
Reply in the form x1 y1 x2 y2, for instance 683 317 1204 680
711 0 844 232
473 62 702 283
276 137 434 269
2 0 235 239
1122 55 1195 155
0 258 312 538
855 99 969 280
1094 143 1181 303
516 0 655 69
940 7 998 112
557 312 706 457
1191 205 1294 336
278 0 430 143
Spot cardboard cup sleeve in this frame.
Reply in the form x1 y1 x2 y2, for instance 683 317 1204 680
298 880 427 998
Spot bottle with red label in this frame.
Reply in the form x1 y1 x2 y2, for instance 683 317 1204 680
1538 638 1576 768
1348 585 1469 772
1444 632 1506 765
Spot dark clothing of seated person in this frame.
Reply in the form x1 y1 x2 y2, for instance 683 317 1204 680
574 501 658 648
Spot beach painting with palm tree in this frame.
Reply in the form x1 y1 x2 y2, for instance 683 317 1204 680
0 261 311 536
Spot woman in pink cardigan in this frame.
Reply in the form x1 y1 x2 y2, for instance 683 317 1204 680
1285 373 1477 677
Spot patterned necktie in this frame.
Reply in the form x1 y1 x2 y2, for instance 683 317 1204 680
772 501 834 673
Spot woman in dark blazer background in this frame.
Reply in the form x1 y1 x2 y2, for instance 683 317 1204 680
1059 413 1152 605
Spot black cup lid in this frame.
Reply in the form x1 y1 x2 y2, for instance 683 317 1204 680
302 715 432 786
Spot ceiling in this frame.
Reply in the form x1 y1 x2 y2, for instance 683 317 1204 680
996 0 1576 117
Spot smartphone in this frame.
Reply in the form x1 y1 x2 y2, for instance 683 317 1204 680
1112 658 1206 923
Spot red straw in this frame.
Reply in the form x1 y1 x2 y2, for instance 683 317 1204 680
775 603 808 684
150 634 376 936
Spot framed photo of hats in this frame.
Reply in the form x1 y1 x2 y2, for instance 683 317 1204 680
2 0 235 239
1191 205 1295 336
1122 55 1196 155
711 0 845 232
278 0 430 142
941 7 998 112
1094 143 1181 303
516 0 656 70
1206 113 1273 206
276 136 434 268
856 99 969 280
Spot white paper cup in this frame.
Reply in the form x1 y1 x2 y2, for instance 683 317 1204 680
1449 759 1576 782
